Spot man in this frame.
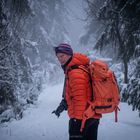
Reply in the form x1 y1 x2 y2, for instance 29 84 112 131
52 43 101 140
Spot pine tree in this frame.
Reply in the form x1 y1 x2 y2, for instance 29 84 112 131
83 0 140 116
83 0 140 84
0 0 70 122
127 45 140 116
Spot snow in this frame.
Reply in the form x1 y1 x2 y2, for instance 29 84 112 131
21 38 38 47
0 83 140 140
40 26 53 45
87 50 113 64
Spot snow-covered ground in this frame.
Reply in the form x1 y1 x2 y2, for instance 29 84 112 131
0 83 140 140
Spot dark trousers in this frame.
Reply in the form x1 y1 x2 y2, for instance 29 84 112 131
69 118 99 140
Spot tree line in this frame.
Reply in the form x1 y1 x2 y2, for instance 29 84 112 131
0 0 68 122
82 0 140 116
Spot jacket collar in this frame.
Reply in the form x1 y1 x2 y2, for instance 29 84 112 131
61 56 72 72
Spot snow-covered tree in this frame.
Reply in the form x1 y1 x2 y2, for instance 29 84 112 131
83 0 140 84
0 0 69 122
82 0 140 116
126 45 140 116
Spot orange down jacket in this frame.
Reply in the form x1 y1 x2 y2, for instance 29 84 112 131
64 53 101 120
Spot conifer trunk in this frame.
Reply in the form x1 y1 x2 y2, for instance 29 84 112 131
123 58 128 83
115 20 128 84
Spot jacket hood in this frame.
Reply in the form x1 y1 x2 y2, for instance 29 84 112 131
66 53 90 69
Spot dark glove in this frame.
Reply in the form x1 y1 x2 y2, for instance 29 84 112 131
52 99 67 118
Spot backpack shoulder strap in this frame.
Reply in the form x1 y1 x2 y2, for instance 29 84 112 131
68 64 90 74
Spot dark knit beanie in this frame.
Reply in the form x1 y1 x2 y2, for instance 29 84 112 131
54 43 73 56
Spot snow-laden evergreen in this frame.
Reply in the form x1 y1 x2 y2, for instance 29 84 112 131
0 0 70 123
125 45 140 116
82 0 140 117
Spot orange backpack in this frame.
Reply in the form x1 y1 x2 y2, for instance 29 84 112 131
89 60 120 113
69 60 120 131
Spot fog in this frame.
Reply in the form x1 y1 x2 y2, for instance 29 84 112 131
65 0 89 52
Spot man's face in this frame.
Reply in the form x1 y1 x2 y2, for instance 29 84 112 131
56 53 71 65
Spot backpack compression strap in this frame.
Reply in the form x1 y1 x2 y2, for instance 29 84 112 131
115 106 120 122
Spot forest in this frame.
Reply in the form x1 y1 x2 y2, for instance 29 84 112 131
0 0 140 123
